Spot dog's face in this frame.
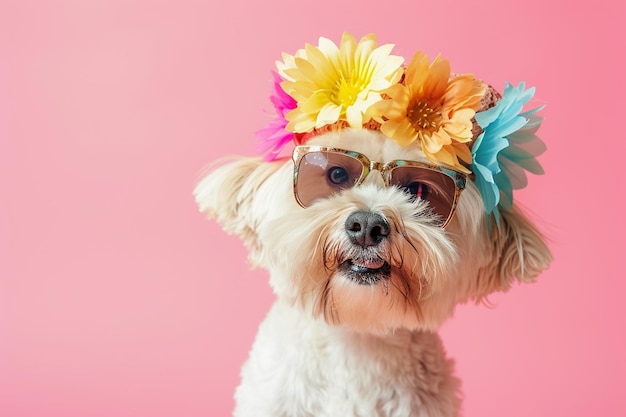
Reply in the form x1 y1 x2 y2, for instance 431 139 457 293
195 129 551 333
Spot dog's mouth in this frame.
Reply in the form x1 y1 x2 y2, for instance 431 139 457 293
340 258 391 285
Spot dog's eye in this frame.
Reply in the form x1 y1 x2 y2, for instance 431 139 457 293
402 181 429 201
327 166 349 186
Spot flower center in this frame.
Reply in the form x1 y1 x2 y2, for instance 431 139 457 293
407 100 441 133
330 75 366 107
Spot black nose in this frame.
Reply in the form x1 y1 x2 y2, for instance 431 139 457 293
345 211 390 248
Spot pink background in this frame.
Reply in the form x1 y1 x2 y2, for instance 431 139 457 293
1 0 625 416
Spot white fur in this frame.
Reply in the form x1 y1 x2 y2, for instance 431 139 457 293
194 129 552 417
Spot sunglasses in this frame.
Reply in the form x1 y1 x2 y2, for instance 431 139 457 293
292 146 468 227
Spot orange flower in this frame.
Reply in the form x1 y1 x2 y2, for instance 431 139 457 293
370 52 484 171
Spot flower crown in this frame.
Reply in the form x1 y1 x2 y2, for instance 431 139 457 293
256 32 546 227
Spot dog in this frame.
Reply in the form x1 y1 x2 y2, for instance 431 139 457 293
194 33 552 417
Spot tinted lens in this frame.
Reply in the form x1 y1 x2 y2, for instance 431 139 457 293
389 166 457 224
295 151 364 207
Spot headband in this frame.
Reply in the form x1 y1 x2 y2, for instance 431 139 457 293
256 32 546 227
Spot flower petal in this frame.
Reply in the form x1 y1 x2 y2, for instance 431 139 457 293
346 105 364 129
285 108 316 132
317 103 342 127
381 119 417 146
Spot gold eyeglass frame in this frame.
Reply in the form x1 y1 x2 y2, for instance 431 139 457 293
292 145 468 228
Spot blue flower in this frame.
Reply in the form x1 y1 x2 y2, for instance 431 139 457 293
471 82 546 228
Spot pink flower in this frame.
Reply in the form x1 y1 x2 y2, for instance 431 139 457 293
256 72 297 161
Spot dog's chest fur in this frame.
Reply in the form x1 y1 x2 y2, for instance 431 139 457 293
233 301 460 417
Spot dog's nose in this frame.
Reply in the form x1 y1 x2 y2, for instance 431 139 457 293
345 211 390 248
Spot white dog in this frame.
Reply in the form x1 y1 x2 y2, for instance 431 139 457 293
194 33 551 417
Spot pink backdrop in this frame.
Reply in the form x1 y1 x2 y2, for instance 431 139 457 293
2 1 625 416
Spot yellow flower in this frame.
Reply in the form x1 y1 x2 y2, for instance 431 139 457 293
278 32 404 133
371 51 485 171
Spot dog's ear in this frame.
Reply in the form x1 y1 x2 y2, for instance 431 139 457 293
194 156 283 261
473 205 552 301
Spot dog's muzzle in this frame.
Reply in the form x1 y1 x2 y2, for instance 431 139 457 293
341 211 391 285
